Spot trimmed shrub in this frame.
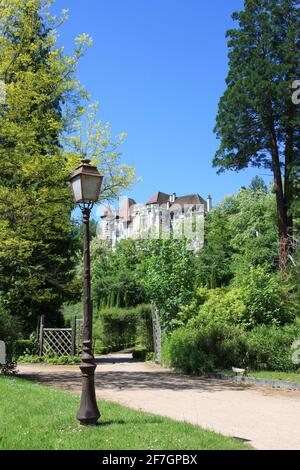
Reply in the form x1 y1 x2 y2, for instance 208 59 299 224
135 304 153 351
164 321 300 374
13 338 38 358
94 304 154 354
94 307 138 352
165 323 244 374
243 323 300 371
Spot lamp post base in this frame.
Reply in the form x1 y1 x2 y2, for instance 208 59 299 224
76 341 100 426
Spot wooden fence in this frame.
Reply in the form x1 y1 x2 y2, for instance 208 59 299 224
38 315 83 357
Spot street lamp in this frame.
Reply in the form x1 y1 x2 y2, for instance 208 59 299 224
70 158 103 425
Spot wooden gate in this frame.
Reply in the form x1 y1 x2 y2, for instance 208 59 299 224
38 315 83 357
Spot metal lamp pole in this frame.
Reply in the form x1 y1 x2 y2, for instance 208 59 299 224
70 159 103 425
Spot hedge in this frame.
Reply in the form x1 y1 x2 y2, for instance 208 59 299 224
94 304 153 354
163 321 300 374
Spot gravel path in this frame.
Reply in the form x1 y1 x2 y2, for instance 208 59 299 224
18 352 300 450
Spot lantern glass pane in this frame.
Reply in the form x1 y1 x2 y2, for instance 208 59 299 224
81 174 101 202
71 175 83 203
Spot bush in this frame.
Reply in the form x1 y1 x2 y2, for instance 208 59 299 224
132 346 149 361
190 288 247 329
94 307 138 353
243 323 300 371
13 338 38 358
94 305 154 354
165 323 245 374
236 266 294 327
164 321 300 374
17 355 81 365
135 304 153 351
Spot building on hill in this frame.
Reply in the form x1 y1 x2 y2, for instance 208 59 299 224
98 192 212 251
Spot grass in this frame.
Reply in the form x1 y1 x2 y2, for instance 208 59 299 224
0 376 251 450
221 370 300 383
247 371 300 383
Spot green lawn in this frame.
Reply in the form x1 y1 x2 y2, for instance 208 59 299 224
0 376 251 450
247 371 300 383
221 370 300 383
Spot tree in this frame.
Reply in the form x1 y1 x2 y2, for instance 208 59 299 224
64 102 135 203
141 239 196 331
214 0 300 271
196 197 236 288
91 239 146 309
0 1 135 333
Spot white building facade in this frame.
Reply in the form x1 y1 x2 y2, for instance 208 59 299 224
98 192 212 251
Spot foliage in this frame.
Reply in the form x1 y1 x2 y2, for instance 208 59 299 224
234 266 295 326
0 0 89 332
0 377 251 450
0 1 135 335
164 321 300 374
91 239 146 309
140 239 196 331
196 200 235 288
181 265 292 331
0 301 20 343
94 304 153 354
213 0 300 270
64 102 135 203
189 288 247 328
135 304 153 351
13 338 38 358
196 184 278 287
132 346 150 362
0 300 21 359
242 322 300 372
17 355 80 365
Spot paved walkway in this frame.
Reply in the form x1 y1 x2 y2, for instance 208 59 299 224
18 352 300 450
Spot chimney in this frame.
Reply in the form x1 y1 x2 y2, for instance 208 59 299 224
207 195 212 212
169 193 176 204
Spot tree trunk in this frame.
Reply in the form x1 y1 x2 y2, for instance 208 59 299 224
284 102 295 245
269 124 289 272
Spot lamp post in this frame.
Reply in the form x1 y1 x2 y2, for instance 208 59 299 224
70 158 103 425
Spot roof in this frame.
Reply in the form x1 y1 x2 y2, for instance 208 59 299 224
169 194 207 211
117 198 136 223
146 192 171 206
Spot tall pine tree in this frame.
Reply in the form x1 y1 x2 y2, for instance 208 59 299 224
214 0 300 271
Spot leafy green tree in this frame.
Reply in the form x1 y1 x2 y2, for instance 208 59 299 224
0 1 135 333
229 185 278 271
196 181 278 285
141 239 196 331
91 239 146 309
196 197 236 288
214 0 300 271
64 102 135 203
0 0 88 331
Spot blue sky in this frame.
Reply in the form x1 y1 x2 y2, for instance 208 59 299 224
53 0 272 211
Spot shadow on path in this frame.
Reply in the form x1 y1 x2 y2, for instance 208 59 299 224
19 369 249 394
